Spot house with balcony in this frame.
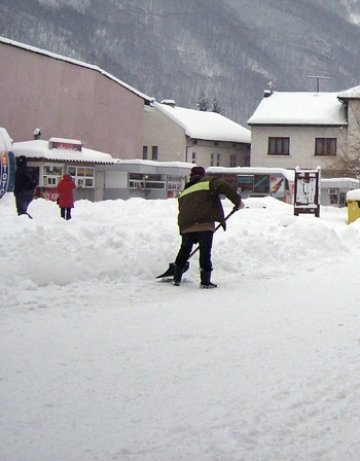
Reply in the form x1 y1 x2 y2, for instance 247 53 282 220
144 101 251 168
247 88 360 176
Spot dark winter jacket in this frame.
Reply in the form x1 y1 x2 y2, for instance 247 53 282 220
57 174 76 208
14 157 37 194
177 175 241 233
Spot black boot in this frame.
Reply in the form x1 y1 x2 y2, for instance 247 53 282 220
172 265 183 286
200 270 217 289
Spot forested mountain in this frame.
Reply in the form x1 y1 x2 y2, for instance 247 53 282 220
1 0 360 125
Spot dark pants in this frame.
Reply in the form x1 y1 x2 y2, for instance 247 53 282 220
60 207 72 220
175 231 214 272
15 190 34 215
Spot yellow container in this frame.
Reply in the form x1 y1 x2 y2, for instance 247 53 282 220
347 200 360 224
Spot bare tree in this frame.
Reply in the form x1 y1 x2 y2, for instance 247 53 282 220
327 90 360 178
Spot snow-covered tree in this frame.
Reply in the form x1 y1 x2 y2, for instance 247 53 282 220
211 96 222 114
196 92 209 111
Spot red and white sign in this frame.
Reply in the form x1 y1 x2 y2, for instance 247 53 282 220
49 138 82 152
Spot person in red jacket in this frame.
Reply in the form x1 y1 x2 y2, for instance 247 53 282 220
56 174 76 220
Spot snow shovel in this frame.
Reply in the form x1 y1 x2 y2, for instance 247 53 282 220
156 208 238 279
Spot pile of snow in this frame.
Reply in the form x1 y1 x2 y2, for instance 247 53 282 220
2 194 360 461
0 194 355 290
346 188 360 201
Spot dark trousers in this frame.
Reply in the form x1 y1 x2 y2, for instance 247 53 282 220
15 190 33 215
60 207 72 220
175 231 214 272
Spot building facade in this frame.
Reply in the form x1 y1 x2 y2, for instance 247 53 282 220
144 101 251 167
247 90 356 176
0 37 153 159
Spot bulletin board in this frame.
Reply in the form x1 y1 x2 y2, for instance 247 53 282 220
294 167 321 217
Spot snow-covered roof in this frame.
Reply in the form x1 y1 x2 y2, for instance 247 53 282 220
321 178 360 188
206 166 295 182
155 102 251 143
337 85 360 99
0 36 154 104
247 91 347 126
12 139 115 164
114 158 194 169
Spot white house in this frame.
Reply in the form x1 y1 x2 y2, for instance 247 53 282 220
144 101 251 167
247 89 354 175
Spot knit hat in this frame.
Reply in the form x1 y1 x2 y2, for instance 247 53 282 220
17 155 27 166
190 166 205 178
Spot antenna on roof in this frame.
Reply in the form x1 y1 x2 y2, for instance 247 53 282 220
307 75 331 92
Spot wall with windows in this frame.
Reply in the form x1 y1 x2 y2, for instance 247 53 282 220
95 162 192 200
26 159 193 202
185 139 250 167
143 107 186 162
144 105 250 166
250 125 347 171
320 178 360 207
29 161 97 201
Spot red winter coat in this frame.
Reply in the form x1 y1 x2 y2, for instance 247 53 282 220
57 175 76 208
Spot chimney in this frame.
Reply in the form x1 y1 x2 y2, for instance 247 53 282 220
160 99 176 107
263 89 273 98
33 127 41 140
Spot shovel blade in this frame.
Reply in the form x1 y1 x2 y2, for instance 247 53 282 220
156 261 190 279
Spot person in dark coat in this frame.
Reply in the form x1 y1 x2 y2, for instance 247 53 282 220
173 166 244 288
56 174 76 220
13 155 37 218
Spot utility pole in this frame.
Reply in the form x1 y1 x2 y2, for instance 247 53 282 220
307 75 331 92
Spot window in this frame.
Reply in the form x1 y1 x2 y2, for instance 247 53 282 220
216 153 220 166
230 154 237 167
268 137 290 155
238 174 270 194
192 152 196 163
42 164 63 187
167 175 183 191
210 153 214 166
144 174 165 189
143 146 148 160
254 174 270 193
329 188 339 205
67 166 95 188
238 175 254 194
129 173 143 189
151 146 158 160
315 138 336 156
129 173 165 189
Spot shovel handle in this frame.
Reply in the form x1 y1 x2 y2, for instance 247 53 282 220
188 207 238 258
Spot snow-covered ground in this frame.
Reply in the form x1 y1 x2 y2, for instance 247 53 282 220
1 193 360 461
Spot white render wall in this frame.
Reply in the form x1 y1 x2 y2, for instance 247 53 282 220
250 125 347 170
144 105 251 167
144 107 187 162
187 140 250 167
